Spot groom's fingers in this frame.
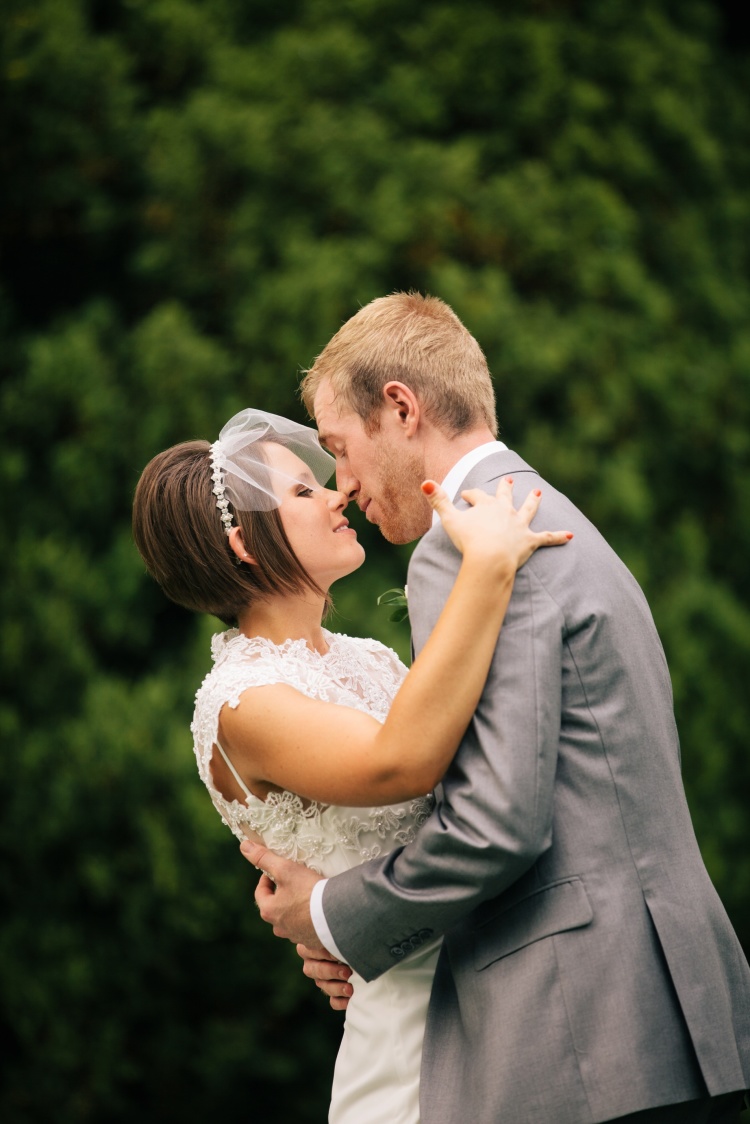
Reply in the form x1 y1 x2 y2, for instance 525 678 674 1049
240 839 269 870
298 946 352 981
243 840 283 922
327 995 351 1011
302 959 353 988
297 943 353 1008
312 972 354 1004
240 838 280 886
256 873 277 897
254 873 278 918
296 943 343 965
317 979 353 1006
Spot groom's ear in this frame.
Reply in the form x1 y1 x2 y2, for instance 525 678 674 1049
382 382 420 436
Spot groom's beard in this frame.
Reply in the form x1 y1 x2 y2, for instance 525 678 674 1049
374 446 431 545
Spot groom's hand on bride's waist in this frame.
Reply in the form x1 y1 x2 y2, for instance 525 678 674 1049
239 840 322 949
298 944 353 1011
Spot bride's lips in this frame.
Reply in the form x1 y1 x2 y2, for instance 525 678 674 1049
333 519 356 534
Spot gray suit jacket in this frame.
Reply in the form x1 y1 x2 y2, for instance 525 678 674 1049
322 452 750 1123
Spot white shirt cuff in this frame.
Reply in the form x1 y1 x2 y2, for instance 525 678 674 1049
310 878 349 965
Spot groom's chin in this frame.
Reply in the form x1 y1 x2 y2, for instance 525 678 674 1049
380 527 411 545
377 515 430 545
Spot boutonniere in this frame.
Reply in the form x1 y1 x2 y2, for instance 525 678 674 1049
377 585 409 623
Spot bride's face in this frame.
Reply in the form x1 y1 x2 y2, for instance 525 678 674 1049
266 444 366 589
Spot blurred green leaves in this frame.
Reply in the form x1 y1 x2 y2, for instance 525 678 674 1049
377 587 410 624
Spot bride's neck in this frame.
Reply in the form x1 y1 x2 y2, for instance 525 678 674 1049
236 589 329 654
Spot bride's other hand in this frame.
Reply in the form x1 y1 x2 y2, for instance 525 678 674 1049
421 476 572 571
297 944 353 1011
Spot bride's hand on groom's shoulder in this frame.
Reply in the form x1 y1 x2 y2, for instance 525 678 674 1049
297 944 353 1011
421 476 572 571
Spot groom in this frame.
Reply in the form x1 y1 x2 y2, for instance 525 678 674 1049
241 293 750 1122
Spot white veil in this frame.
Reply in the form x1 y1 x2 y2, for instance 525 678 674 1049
210 409 335 534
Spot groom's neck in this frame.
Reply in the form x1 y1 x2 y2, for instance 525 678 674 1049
423 424 498 485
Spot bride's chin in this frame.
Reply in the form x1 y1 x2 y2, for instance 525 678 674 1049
346 547 367 575
328 550 367 586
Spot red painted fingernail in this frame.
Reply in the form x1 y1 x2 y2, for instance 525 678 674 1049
534 489 542 497
566 532 574 539
422 481 436 495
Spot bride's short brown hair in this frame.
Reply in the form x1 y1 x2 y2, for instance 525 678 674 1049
132 440 324 625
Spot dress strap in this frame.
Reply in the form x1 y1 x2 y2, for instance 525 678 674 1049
215 740 252 800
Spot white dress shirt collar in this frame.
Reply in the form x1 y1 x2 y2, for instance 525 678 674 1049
432 440 509 527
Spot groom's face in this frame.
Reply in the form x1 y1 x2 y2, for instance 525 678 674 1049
314 379 431 544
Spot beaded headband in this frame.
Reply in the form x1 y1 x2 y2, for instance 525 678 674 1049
209 442 235 536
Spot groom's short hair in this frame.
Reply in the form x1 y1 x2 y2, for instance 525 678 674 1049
300 292 498 436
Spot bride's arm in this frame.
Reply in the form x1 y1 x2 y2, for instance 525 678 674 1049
218 477 571 807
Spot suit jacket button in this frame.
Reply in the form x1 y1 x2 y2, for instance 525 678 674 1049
418 929 433 940
390 945 405 958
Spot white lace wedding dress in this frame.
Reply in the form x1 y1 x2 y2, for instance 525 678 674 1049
191 628 442 1123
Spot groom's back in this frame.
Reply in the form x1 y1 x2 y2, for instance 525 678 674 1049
415 453 750 1124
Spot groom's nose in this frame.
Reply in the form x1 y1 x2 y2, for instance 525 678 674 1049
336 464 360 502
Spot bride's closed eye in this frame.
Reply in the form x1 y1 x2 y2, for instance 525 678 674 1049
295 486 314 498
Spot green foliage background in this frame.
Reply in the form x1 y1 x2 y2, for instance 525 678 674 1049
1 0 749 1119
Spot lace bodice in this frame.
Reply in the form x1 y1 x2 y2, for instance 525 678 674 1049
191 629 434 875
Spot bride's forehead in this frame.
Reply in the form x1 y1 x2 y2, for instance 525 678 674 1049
263 442 309 477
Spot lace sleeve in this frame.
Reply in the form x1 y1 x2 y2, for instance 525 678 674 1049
338 634 409 695
191 637 289 795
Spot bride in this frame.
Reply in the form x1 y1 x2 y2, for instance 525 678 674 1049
132 408 570 1123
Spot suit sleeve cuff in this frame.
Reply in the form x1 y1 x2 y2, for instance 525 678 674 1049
310 879 349 965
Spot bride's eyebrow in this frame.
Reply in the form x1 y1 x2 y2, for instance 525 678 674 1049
292 468 316 486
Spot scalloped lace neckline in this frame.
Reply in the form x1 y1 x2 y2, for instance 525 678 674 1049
212 627 341 662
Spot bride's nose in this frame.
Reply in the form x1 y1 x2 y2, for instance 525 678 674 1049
326 487 348 510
